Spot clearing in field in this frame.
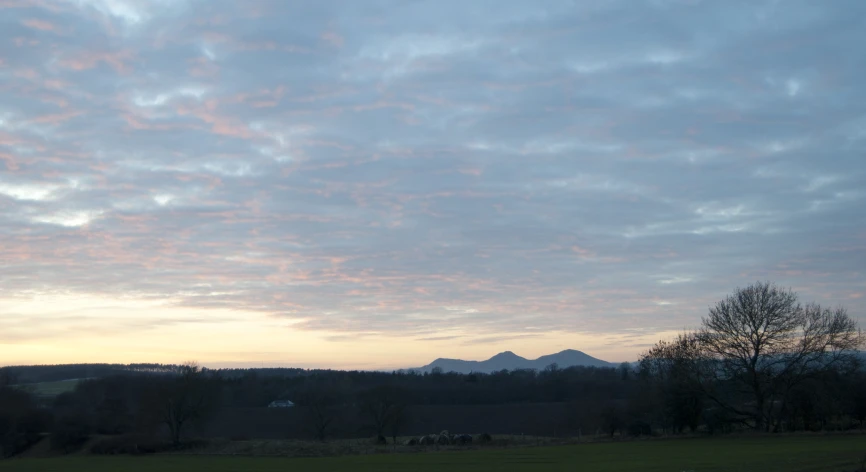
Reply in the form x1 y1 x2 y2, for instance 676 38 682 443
11 380 82 398
1 434 865 472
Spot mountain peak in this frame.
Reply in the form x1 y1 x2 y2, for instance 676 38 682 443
490 350 521 359
415 349 614 374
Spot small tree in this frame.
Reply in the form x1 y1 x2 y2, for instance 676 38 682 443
639 334 705 433
0 385 46 458
601 403 625 437
388 403 409 446
359 386 395 439
308 400 334 442
297 386 338 442
0 370 17 389
618 362 632 381
359 385 409 442
150 362 217 446
848 372 866 429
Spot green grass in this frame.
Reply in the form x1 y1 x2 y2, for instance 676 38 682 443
13 379 81 397
2 435 865 472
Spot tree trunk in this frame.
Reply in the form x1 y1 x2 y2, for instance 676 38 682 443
753 389 765 431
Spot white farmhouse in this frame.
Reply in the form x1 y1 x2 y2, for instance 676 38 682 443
268 400 295 408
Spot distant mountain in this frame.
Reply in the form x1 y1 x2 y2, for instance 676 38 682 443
411 349 616 374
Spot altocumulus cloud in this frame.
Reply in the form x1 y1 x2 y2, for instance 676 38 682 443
0 0 865 350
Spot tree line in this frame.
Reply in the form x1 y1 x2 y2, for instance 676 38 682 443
1 282 863 456
638 282 863 433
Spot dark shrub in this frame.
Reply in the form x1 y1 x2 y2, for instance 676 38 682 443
704 407 733 435
50 416 91 453
627 421 652 437
90 435 208 455
90 434 160 455
1 431 42 458
0 410 51 458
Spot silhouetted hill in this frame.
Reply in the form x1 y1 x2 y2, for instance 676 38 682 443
412 349 615 374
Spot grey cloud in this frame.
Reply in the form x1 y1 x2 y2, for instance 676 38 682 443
0 0 864 348
416 336 465 342
464 334 545 345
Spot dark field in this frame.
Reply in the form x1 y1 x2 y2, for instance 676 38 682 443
206 403 576 439
2 435 865 472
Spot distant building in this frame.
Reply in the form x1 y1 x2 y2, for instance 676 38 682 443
268 400 295 408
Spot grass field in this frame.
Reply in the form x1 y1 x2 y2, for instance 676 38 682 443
12 379 82 397
2 435 865 472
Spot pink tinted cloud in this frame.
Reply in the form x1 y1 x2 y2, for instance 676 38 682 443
230 86 286 108
173 100 259 139
42 79 68 89
200 31 311 54
571 246 594 257
0 152 21 171
39 93 69 108
188 57 220 78
321 31 344 48
13 68 40 79
20 18 57 32
59 50 134 73
12 36 39 47
31 110 84 124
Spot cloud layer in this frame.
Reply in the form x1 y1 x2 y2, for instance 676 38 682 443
1 0 865 366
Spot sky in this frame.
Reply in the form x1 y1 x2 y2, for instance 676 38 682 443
1 0 865 370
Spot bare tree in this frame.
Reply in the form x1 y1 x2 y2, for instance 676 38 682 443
359 386 394 439
639 333 705 433
0 371 16 389
297 386 338 442
696 282 862 431
388 403 409 446
359 385 409 443
152 362 217 445
307 400 334 442
618 362 631 381
601 402 625 437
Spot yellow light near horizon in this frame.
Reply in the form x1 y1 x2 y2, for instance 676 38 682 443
0 293 673 369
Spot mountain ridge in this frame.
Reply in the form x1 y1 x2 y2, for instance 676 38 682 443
411 349 615 374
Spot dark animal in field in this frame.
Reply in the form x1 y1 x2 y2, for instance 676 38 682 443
375 435 387 445
476 433 492 443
